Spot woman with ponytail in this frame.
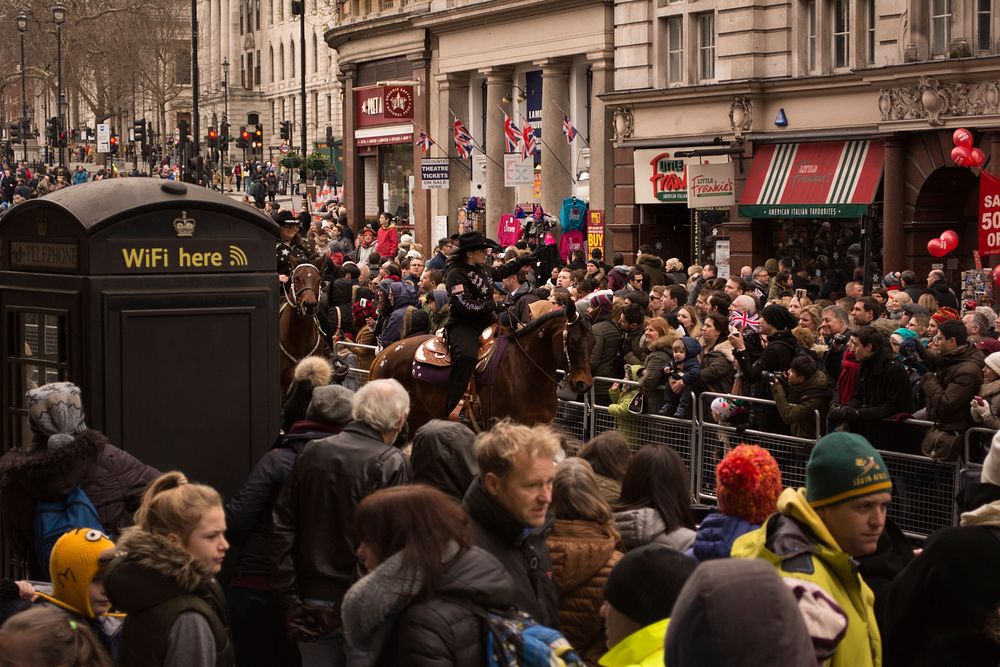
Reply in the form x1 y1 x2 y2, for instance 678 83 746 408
0 605 112 667
103 471 234 667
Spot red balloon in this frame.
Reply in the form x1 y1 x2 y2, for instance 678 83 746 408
928 238 949 257
971 147 986 168
994 265 1000 287
952 146 973 166
954 128 974 149
940 230 959 252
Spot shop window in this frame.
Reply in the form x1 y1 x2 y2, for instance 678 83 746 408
931 0 952 57
666 16 684 85
977 0 992 52
380 143 414 226
7 312 69 450
698 13 716 81
833 0 850 68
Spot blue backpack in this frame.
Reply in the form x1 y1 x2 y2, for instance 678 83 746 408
34 485 105 576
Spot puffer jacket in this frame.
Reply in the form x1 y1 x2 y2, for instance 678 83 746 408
0 430 159 576
411 419 478 501
636 254 665 287
462 478 560 628
613 507 695 553
844 346 915 446
347 546 516 667
104 527 234 667
732 488 882 667
547 520 623 664
638 334 679 414
378 280 419 347
590 312 623 384
920 343 985 431
689 512 758 562
271 422 413 604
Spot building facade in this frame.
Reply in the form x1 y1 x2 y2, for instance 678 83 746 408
197 0 343 170
607 0 1000 281
326 0 614 246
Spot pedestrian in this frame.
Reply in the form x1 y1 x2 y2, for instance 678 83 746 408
271 379 412 666
341 485 515 666
635 316 679 414
613 444 696 552
0 605 113 667
732 431 890 666
689 445 781 562
969 351 1000 429
546 458 623 663
226 384 354 667
771 353 833 439
104 472 233 667
696 311 736 395
659 336 702 419
410 419 478 502
576 431 631 506
588 294 623 405
0 382 159 578
730 304 799 433
598 543 696 667
375 211 399 261
663 559 817 667
461 419 561 627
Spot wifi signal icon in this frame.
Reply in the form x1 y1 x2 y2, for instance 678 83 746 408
229 245 249 267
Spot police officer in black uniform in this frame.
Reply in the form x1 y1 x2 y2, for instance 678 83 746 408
444 231 538 420
275 210 314 278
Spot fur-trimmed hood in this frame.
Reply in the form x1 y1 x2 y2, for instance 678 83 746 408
647 331 680 353
104 526 214 614
0 429 107 499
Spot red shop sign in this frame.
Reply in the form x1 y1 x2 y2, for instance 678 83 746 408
355 86 414 128
979 170 1000 256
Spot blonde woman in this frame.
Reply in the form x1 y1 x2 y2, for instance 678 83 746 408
677 304 701 338
104 472 232 667
547 458 623 664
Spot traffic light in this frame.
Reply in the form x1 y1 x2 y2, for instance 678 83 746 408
291 0 304 15
220 121 230 147
57 119 67 148
109 135 119 156
132 119 146 143
239 126 250 149
253 124 263 150
207 128 218 148
46 117 58 144
280 121 291 140
325 125 334 145
9 122 22 144
178 119 191 144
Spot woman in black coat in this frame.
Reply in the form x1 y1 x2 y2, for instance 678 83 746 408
341 485 515 666
729 304 799 434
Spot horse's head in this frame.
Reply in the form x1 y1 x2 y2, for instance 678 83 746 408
559 307 594 395
289 262 321 318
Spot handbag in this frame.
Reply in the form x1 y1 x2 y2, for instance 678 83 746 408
921 425 962 461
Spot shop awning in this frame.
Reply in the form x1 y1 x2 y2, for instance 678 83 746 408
739 140 884 218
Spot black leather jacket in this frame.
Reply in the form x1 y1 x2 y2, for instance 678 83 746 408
271 422 412 604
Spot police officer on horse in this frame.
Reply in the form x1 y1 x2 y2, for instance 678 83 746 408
276 210 337 349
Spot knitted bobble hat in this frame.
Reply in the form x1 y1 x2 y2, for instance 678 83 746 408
49 528 115 618
716 445 782 525
26 382 87 449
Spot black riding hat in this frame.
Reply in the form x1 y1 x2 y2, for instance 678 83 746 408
274 210 298 226
455 231 491 254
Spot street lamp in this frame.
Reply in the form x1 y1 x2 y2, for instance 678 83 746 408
17 14 28 165
52 3 66 169
222 57 229 193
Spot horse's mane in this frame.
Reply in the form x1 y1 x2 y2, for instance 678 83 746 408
513 308 568 339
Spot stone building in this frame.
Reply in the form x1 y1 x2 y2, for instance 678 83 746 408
326 0 614 246
607 0 1000 280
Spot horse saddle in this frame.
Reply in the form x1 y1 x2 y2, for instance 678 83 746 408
414 324 499 374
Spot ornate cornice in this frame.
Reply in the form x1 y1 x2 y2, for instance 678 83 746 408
878 76 1000 126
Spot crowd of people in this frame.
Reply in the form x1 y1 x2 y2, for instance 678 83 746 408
2 370 999 667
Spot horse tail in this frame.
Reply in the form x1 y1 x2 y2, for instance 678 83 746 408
294 356 333 386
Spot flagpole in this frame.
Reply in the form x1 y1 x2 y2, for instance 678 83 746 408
517 111 576 184
551 99 589 148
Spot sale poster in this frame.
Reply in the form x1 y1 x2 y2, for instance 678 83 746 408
587 210 605 257
980 171 1000 256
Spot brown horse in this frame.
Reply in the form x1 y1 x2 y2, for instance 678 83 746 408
279 262 328 392
369 308 594 433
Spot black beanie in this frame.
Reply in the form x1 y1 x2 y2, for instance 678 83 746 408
603 543 697 626
760 304 798 331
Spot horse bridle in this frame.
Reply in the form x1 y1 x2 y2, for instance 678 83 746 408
286 263 320 316
511 306 584 386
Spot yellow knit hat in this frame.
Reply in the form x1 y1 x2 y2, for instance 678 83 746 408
49 528 115 618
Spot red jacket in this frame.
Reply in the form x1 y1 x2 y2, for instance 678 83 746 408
377 224 399 260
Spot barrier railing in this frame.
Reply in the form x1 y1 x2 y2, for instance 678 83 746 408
696 392 819 504
590 377 699 498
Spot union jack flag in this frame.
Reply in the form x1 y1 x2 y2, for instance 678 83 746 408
453 118 474 159
503 113 520 154
730 311 762 333
521 121 537 161
562 115 578 143
414 130 435 154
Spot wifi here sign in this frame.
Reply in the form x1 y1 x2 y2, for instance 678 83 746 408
92 241 269 274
